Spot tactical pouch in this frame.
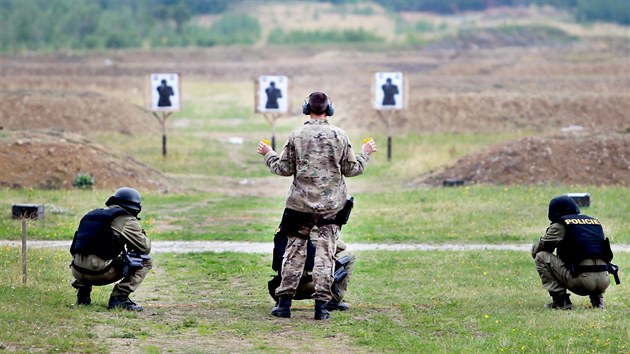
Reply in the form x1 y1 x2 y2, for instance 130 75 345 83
333 267 348 283
318 196 355 228
334 196 354 227
335 255 352 268
121 251 146 278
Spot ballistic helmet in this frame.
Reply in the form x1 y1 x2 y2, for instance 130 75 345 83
105 187 142 216
548 195 579 223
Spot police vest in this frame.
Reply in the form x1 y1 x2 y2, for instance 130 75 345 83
70 207 129 260
557 214 613 267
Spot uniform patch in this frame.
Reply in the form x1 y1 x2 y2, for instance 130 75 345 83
564 218 601 225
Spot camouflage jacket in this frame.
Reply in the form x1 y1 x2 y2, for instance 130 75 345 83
264 119 369 213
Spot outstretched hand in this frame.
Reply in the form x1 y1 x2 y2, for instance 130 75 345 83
258 141 272 156
361 139 377 155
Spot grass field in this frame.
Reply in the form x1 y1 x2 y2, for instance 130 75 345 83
2 17 630 350
2 184 630 245
1 181 629 352
3 77 630 352
1 248 629 353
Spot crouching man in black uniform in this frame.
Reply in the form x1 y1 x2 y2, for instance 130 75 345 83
532 195 620 309
70 187 152 311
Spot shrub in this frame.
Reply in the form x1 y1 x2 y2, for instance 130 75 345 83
73 172 95 190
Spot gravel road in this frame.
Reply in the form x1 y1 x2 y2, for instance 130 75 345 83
2 240 630 254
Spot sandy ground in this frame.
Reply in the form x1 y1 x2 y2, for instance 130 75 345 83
1 40 629 190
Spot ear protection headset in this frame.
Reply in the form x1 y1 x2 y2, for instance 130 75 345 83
302 92 335 116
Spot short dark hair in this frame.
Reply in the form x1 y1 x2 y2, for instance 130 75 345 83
308 92 328 115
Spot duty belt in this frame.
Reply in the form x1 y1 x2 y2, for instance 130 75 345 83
576 264 608 273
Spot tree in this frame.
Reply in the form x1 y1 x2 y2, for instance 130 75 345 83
577 0 630 25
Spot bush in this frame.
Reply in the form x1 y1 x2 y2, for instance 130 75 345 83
73 172 95 190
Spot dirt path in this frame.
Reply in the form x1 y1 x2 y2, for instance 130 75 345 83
3 240 630 253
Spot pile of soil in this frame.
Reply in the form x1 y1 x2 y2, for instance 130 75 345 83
0 89 158 134
422 131 630 186
0 130 169 190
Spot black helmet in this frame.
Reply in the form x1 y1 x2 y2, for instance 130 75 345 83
548 195 579 223
105 187 142 216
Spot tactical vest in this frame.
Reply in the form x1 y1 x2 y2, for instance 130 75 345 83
557 214 613 270
70 207 129 260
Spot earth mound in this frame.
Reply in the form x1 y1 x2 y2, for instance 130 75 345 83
422 131 630 186
0 129 169 190
0 89 158 134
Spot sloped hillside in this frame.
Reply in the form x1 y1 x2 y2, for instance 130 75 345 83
0 129 169 190
422 131 630 186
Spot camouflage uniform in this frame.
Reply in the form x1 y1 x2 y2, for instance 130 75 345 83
295 237 356 303
264 119 369 301
71 206 152 297
532 223 610 296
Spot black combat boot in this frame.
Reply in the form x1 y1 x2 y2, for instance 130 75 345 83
326 299 349 311
108 295 143 311
271 296 292 318
544 293 572 310
76 288 91 306
590 294 605 309
314 300 330 320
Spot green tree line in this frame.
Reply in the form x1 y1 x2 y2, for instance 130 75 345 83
0 0 257 52
0 0 627 53
373 0 628 24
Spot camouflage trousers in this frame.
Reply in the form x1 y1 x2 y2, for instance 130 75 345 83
276 220 339 302
295 246 356 302
534 252 610 296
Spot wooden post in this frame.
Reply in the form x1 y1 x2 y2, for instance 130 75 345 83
387 111 393 162
377 110 395 162
153 112 172 158
163 112 171 157
263 114 280 150
21 219 27 285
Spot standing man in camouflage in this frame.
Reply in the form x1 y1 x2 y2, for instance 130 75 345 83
269 224 356 312
258 91 376 320
532 195 618 310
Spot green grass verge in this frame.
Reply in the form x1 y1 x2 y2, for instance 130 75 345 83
1 248 628 352
1 185 629 244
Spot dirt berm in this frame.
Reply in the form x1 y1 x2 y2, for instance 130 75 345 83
422 131 630 186
0 129 169 190
0 89 157 134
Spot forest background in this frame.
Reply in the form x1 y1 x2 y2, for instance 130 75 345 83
1 0 629 52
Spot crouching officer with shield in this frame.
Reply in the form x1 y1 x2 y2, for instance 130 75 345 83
532 195 620 310
268 197 356 312
70 187 152 311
